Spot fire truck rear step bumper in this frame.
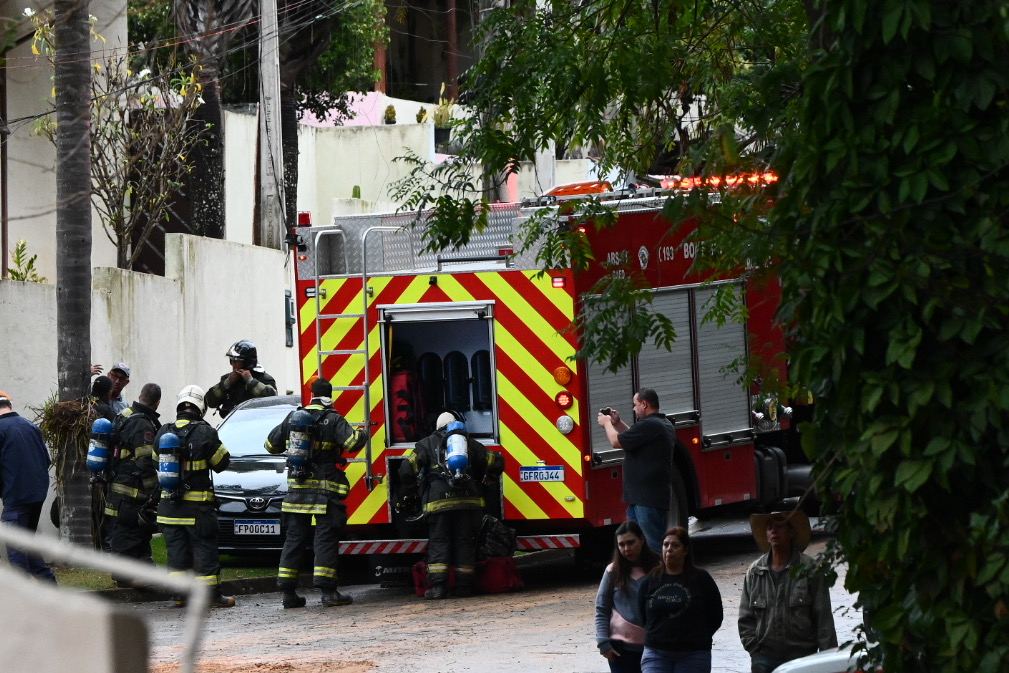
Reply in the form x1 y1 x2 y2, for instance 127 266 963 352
339 535 580 556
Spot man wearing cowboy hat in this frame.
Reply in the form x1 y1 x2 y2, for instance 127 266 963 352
738 510 837 673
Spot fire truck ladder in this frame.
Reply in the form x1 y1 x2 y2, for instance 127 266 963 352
310 225 410 491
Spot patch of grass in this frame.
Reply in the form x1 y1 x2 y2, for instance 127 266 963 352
52 535 276 590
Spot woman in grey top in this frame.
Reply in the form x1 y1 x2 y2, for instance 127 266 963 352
596 520 661 673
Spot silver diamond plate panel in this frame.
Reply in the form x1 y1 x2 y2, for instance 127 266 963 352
296 203 542 278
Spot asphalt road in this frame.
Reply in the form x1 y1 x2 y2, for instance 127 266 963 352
137 516 863 673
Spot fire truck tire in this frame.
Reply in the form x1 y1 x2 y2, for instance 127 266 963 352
667 471 689 530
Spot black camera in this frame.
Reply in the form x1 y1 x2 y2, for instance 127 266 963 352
600 407 612 416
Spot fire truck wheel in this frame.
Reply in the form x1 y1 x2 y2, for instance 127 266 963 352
667 471 689 530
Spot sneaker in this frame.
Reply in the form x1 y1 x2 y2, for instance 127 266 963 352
211 592 236 608
282 591 306 609
424 584 447 600
320 591 353 607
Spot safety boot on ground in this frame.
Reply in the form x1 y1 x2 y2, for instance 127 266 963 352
424 584 448 600
320 590 354 607
211 591 236 608
282 590 306 609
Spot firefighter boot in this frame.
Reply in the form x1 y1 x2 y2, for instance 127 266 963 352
211 590 236 608
321 590 354 607
282 589 306 609
424 583 448 600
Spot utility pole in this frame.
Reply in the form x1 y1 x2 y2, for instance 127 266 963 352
259 0 285 249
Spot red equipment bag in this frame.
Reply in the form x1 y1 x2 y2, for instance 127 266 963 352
475 556 524 594
412 560 456 597
391 368 424 443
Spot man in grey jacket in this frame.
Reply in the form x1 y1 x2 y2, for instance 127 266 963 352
738 510 837 673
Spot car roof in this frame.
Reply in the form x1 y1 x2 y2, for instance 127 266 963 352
229 395 302 413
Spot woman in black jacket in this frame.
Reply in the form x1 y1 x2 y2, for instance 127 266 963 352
636 527 723 673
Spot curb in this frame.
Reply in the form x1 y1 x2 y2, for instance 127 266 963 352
93 574 303 603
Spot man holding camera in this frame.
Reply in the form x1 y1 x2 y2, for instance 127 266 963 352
597 388 676 553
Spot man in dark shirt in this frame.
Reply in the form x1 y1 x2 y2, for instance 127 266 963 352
0 391 57 582
598 387 676 553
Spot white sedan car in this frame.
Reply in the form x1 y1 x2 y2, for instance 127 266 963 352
773 647 877 673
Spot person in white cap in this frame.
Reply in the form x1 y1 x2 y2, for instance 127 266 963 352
398 411 505 599
89 362 132 413
738 510 837 673
152 385 235 608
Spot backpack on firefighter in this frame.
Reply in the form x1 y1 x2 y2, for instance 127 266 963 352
285 407 351 481
156 422 197 502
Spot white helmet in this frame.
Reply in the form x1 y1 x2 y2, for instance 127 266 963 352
177 384 207 416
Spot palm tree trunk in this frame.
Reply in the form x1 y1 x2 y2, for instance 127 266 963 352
54 0 94 546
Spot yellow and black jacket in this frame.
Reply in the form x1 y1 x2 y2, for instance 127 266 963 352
104 401 160 518
399 429 505 514
264 401 366 516
152 412 231 526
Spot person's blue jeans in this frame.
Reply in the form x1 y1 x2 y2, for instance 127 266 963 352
1 503 57 582
627 504 668 554
606 640 644 673
640 647 711 673
750 653 787 673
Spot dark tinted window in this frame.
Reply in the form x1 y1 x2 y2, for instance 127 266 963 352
218 406 295 457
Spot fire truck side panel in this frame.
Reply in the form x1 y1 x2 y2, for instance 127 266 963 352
576 204 761 512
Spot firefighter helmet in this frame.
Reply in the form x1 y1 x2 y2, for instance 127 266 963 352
177 384 207 416
226 340 258 368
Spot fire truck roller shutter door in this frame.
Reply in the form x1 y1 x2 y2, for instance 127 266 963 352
471 350 492 411
419 352 446 432
444 351 471 411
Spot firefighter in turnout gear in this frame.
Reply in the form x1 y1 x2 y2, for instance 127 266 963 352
265 378 366 608
399 411 506 599
153 385 235 608
105 383 161 586
206 340 278 417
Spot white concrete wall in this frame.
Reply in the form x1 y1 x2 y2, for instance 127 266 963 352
309 122 434 226
223 107 260 247
1 232 297 424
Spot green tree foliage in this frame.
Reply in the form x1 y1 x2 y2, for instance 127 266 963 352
458 0 807 183
30 10 204 270
770 2 1009 671
395 0 806 370
403 0 1009 669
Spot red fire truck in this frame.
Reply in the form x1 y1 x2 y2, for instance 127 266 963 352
289 184 809 562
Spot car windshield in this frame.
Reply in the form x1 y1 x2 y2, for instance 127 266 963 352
218 406 294 457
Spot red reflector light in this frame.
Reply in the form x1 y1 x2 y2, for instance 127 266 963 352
298 254 307 261
546 181 612 196
555 391 573 409
297 212 312 226
552 276 566 288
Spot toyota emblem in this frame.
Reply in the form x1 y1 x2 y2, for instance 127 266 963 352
248 496 268 511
